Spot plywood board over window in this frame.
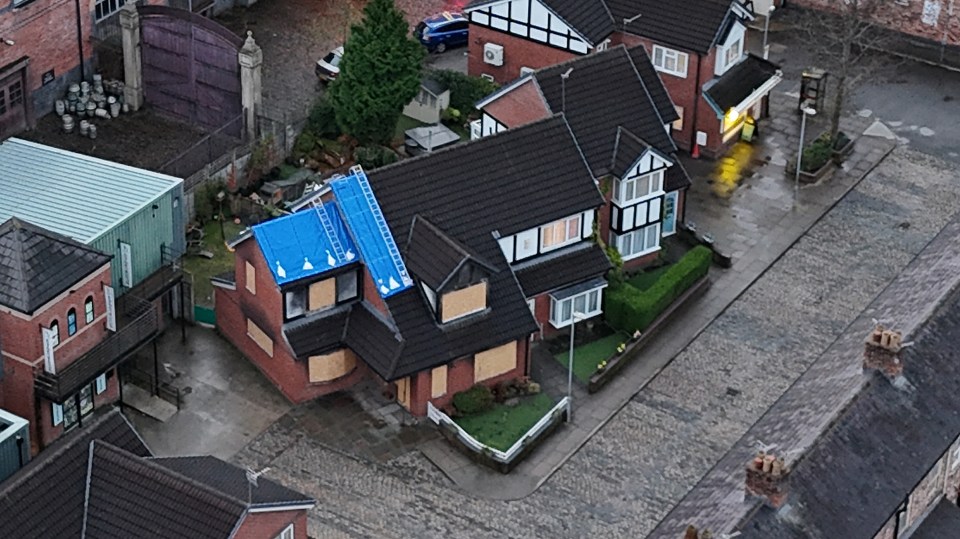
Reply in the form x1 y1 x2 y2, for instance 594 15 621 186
474 341 517 382
245 261 256 294
308 349 356 383
246 319 273 357
431 365 448 398
396 377 411 410
308 278 336 311
441 281 487 322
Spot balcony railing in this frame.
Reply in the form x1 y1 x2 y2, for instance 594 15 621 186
35 297 159 403
123 244 184 301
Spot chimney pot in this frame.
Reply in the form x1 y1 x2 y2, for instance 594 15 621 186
746 452 791 508
864 325 903 377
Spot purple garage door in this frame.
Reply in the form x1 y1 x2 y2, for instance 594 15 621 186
139 6 242 135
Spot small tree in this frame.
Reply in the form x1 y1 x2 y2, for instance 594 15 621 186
797 0 892 143
329 0 424 145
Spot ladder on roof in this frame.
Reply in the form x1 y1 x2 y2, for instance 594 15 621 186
309 198 348 264
350 166 412 285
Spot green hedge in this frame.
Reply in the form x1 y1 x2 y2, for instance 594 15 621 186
604 246 712 332
453 384 495 415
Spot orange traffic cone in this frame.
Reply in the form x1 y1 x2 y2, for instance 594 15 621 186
691 143 700 159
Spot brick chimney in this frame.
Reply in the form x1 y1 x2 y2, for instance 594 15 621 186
682 525 712 539
863 325 903 377
745 451 790 508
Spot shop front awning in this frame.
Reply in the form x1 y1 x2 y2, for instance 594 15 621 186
704 54 783 119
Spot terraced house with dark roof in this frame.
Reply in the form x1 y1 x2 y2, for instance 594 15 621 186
0 409 316 538
475 44 691 270
464 0 783 157
213 117 610 415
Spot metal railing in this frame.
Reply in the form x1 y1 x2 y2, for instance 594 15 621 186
124 365 183 411
426 397 569 465
35 297 159 403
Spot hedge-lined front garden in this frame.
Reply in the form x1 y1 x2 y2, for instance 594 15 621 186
605 246 712 333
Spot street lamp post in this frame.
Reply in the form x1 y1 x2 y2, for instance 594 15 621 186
763 6 775 60
567 312 586 423
794 106 817 210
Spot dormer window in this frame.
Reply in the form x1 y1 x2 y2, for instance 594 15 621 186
283 268 362 321
440 281 488 323
540 214 582 252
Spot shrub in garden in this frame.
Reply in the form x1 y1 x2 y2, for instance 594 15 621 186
453 384 495 415
429 70 499 115
306 95 340 139
604 246 712 332
800 136 833 172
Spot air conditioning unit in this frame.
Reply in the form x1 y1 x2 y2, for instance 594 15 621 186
483 43 504 66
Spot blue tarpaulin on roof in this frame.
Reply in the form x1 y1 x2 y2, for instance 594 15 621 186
330 168 412 298
253 202 357 286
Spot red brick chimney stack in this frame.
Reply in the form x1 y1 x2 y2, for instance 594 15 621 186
745 451 790 508
863 325 903 377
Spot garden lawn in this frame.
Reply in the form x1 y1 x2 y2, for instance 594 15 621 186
627 264 672 291
183 220 246 308
454 393 555 452
553 333 625 383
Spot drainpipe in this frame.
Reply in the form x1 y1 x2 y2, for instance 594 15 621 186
74 0 86 80
689 52 703 153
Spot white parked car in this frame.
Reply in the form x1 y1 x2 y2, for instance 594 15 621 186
315 46 344 82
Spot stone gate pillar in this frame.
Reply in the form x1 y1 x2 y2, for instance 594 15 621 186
119 4 144 112
238 32 263 141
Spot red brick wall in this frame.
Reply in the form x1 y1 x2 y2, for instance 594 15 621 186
613 33 729 156
408 338 530 415
234 509 308 539
361 269 389 316
467 23 580 83
0 0 98 119
792 0 960 47
215 241 367 403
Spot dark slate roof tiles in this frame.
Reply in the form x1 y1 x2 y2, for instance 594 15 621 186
607 0 737 54
535 45 677 175
283 306 351 358
0 217 112 314
0 410 150 538
514 242 611 297
739 291 960 539
704 54 781 113
152 455 315 509
84 441 246 539
405 215 493 291
910 499 960 539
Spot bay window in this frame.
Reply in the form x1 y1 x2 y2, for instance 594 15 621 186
549 278 607 328
611 223 661 260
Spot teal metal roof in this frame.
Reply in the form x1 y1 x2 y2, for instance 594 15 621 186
0 138 183 244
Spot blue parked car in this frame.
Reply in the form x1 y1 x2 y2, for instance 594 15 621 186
414 12 469 53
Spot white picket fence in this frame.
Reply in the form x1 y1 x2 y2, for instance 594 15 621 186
426 397 570 464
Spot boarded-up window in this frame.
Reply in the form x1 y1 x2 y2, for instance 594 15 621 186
440 281 487 322
309 349 356 383
474 341 517 382
246 319 273 357
396 377 411 410
308 278 336 311
245 261 256 294
431 365 448 398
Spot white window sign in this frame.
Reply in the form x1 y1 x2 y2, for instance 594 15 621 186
922 0 941 26
119 242 133 288
96 374 107 394
42 327 57 374
52 403 63 426
104 285 117 332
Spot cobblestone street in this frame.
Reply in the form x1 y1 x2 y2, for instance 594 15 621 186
230 145 960 538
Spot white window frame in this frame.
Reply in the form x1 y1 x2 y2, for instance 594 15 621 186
951 442 960 471
652 45 688 78
95 0 128 22
520 66 535 76
595 39 610 52
549 287 604 328
613 170 665 206
540 214 582 252
673 106 684 131
724 37 743 70
276 524 294 539
611 223 662 261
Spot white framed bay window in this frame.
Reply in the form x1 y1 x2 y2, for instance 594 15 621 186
549 277 607 328
613 169 664 205
612 223 661 261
